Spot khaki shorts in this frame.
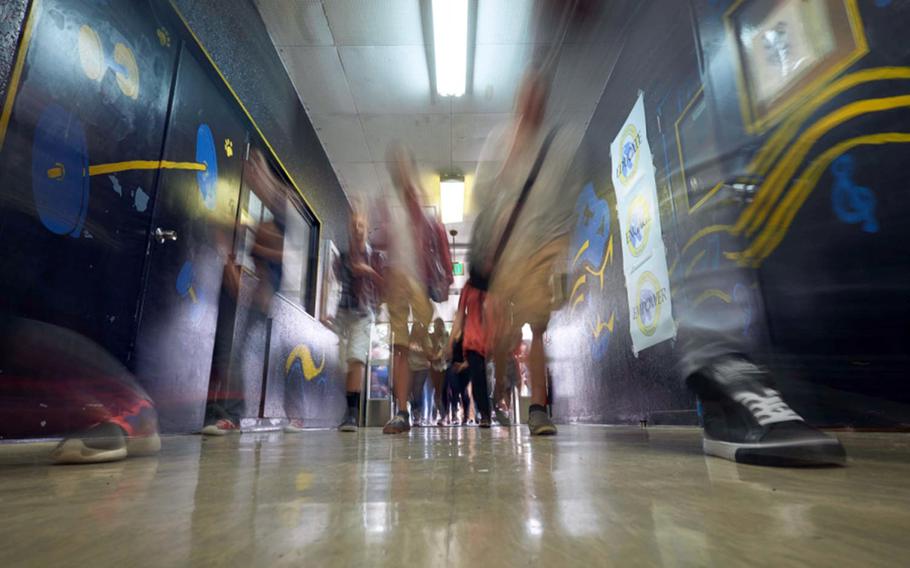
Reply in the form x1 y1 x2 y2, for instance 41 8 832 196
337 310 373 369
386 270 433 348
486 237 568 355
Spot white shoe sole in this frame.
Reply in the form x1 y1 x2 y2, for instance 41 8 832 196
200 425 231 436
127 433 162 456
529 424 557 436
703 437 846 466
51 439 128 465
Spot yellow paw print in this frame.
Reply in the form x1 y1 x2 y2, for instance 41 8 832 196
156 27 171 48
224 139 234 158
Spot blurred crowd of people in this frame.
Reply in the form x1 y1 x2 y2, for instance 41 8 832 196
1 0 850 468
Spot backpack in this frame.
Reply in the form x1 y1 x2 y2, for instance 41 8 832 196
422 214 454 302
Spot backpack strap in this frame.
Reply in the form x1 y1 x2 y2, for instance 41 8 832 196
490 126 560 269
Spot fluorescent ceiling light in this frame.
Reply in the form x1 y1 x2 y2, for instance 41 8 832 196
432 0 468 97
440 177 465 224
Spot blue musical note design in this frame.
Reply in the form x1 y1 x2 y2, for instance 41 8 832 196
831 154 879 233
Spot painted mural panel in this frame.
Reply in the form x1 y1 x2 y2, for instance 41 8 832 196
0 0 177 362
264 295 344 428
131 44 246 433
552 0 910 427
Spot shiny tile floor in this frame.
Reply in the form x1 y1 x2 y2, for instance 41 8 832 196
1 426 909 566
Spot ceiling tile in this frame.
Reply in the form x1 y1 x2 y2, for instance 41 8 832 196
455 43 547 113
323 0 424 46
362 113 451 165
333 162 382 196
339 46 448 114
309 114 372 162
452 113 511 162
277 46 357 114
254 0 334 46
475 0 536 45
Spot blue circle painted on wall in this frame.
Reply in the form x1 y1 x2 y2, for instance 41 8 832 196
195 124 218 210
31 105 90 236
176 260 194 295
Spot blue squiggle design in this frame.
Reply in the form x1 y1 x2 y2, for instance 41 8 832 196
831 154 878 233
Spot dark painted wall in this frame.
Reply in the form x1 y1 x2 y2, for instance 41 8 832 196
170 0 349 250
166 0 349 430
550 0 910 428
0 0 347 435
0 0 179 363
0 0 29 105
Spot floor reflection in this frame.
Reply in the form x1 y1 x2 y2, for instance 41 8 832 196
1 426 908 565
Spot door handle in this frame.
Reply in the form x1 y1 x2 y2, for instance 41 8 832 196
154 227 178 244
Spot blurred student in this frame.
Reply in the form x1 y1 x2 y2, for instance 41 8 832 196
380 144 453 434
469 69 583 436
0 315 160 464
428 317 449 425
450 281 492 428
335 208 384 432
203 149 288 435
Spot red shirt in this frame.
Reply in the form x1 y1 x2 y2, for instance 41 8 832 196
458 283 487 357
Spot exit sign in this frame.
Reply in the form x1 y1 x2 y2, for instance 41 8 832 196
452 261 464 276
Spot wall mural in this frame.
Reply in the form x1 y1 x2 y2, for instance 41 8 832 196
0 0 177 365
551 0 910 426
569 183 616 359
671 63 910 273
0 0 339 435
285 344 326 384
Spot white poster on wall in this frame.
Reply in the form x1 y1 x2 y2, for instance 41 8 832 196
610 94 654 202
617 175 663 275
626 247 675 355
611 93 675 354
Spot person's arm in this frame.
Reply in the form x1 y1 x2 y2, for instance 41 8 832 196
448 291 467 357
351 251 384 286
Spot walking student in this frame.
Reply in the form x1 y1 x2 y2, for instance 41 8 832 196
336 208 384 432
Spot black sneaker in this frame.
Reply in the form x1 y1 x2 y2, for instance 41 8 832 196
382 413 411 434
337 412 358 432
689 357 846 467
528 409 557 436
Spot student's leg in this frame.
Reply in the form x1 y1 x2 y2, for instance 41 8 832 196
467 351 491 425
430 368 445 422
339 313 371 431
384 272 414 434
410 369 429 424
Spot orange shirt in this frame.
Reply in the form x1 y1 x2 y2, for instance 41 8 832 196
458 283 487 357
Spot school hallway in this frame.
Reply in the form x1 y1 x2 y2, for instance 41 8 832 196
1 426 908 566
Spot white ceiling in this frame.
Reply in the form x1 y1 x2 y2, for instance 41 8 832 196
254 0 615 242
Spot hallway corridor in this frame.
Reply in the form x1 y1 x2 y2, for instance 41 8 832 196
1 426 907 566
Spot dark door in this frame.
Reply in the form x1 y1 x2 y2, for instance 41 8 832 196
0 0 176 365
132 44 246 433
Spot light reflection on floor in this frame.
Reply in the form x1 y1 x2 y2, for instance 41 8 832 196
1 426 908 565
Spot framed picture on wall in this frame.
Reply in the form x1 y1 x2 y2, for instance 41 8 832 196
675 87 727 214
319 239 341 327
725 0 868 132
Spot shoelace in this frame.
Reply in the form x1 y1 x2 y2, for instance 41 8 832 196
732 388 803 426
